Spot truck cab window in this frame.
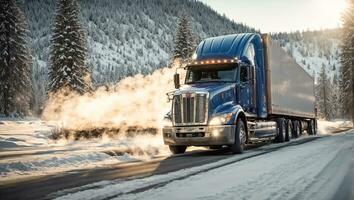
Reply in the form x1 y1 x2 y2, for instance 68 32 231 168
185 64 236 84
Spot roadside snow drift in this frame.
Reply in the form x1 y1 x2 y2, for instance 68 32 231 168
0 119 170 181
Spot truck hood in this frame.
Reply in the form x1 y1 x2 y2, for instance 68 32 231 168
175 82 237 114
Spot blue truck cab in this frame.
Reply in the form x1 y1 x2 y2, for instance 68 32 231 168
163 33 316 154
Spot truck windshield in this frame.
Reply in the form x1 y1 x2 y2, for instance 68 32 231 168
185 64 236 84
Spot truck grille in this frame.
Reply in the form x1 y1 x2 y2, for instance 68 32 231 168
173 93 208 125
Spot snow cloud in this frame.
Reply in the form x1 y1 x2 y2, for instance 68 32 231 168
42 61 186 155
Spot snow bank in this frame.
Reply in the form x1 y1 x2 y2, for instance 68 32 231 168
317 120 353 135
0 119 55 148
0 119 170 181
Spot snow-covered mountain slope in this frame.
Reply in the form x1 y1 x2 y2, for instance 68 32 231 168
272 29 341 81
23 0 340 111
23 0 255 110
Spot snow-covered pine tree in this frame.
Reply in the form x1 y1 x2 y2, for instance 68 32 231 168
0 0 32 117
172 14 195 64
328 74 340 119
340 0 354 123
316 66 331 120
49 0 91 94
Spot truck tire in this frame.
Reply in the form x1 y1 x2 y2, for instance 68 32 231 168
298 121 303 135
285 119 292 142
230 119 246 154
169 145 187 154
209 145 223 150
308 119 316 135
275 118 286 143
292 121 300 138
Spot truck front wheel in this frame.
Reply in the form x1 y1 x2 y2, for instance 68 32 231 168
230 119 246 154
169 145 187 154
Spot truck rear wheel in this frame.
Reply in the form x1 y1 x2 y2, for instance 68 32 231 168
308 119 316 135
169 145 187 154
275 118 286 143
285 119 292 141
292 121 300 138
230 119 246 154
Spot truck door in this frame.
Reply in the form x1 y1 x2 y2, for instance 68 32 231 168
239 44 256 113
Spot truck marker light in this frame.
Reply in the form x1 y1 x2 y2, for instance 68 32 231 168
211 60 215 64
206 61 210 64
201 61 204 64
194 61 198 65
224 59 228 63
192 53 197 60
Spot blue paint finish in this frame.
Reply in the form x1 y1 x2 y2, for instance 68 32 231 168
195 33 255 60
180 33 268 122
195 33 267 118
178 82 237 121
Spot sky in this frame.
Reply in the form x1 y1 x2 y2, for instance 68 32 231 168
199 0 348 33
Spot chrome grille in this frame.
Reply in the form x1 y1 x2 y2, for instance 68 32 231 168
173 93 208 125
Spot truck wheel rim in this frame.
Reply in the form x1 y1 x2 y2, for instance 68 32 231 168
288 124 292 138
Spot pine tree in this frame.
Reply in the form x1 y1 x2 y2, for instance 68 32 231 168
340 0 354 123
0 0 32 117
172 14 195 64
49 0 91 94
316 66 331 120
329 75 340 120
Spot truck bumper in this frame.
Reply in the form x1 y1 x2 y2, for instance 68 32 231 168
162 125 236 146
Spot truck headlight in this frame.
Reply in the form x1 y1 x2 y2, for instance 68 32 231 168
209 113 233 125
162 118 173 127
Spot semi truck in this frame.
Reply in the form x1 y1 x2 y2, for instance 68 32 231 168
162 33 316 154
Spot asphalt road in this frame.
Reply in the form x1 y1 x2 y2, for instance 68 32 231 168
0 131 353 200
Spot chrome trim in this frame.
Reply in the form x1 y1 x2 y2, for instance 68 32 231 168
172 91 209 126
163 125 236 146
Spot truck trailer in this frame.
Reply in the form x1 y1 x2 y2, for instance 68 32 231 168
162 33 316 154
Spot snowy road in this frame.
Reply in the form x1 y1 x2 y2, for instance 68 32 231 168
1 129 353 200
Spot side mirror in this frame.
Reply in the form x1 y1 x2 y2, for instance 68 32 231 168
240 56 252 65
174 73 180 89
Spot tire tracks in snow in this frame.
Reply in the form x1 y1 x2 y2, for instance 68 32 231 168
53 136 323 200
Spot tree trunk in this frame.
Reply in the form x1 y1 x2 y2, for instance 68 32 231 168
3 15 10 117
352 59 354 124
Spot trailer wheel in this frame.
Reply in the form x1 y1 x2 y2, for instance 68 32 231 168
292 121 300 138
308 120 316 135
169 145 187 154
275 118 286 143
285 119 292 141
230 119 246 154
